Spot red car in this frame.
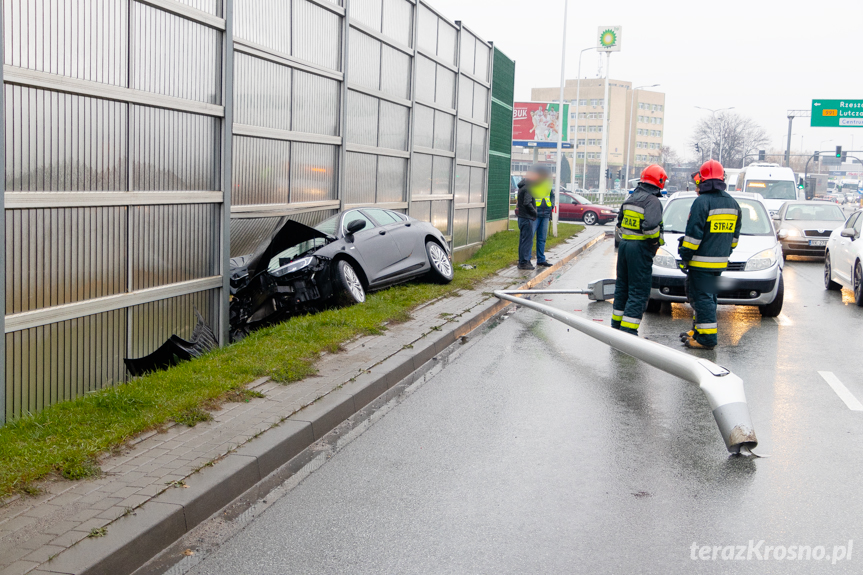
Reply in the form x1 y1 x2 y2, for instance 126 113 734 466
515 191 618 225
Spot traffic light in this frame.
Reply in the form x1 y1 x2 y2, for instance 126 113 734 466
695 143 700 153
617 169 623 179
758 150 765 161
814 150 820 160
836 145 842 158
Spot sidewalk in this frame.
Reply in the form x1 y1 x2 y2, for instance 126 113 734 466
0 228 607 575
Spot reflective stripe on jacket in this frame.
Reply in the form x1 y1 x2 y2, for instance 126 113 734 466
531 181 554 208
678 180 742 271
616 184 664 243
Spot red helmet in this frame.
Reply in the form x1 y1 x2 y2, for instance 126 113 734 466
640 164 668 189
699 159 724 182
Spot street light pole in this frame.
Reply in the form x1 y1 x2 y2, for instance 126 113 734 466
597 52 612 204
551 0 568 238
625 83 658 186
695 106 734 164
572 46 595 192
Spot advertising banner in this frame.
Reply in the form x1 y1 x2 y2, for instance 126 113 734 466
512 102 570 147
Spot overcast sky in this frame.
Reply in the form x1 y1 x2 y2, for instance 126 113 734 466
430 0 863 162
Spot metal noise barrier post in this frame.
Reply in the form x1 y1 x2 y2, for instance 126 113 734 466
494 287 758 454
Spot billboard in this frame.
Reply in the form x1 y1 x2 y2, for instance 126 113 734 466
512 101 570 148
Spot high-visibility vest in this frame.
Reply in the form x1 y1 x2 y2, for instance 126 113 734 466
531 181 552 208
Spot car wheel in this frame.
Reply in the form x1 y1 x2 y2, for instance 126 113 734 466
855 261 863 307
645 299 662 313
583 211 598 226
759 274 784 317
824 253 841 291
336 260 365 305
426 241 454 283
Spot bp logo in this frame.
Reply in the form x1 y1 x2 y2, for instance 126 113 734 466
600 29 617 48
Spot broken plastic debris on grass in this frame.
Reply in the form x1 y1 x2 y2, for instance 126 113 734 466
460 264 476 270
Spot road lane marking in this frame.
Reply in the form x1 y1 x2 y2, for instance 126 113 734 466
819 371 863 411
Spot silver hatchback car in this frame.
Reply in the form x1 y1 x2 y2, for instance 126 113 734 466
648 192 785 317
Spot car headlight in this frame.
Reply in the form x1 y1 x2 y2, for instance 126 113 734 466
601 210 614 214
271 256 315 277
783 228 800 237
744 247 778 271
653 248 678 269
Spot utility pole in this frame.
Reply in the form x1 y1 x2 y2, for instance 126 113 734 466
551 0 568 238
572 47 595 192
785 110 811 168
597 52 611 204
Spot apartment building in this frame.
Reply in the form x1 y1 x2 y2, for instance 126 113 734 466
524 79 666 186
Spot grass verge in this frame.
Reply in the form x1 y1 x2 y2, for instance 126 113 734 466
0 224 584 496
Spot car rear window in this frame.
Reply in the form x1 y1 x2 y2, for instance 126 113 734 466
784 204 845 221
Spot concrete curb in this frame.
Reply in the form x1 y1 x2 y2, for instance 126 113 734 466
41 230 606 575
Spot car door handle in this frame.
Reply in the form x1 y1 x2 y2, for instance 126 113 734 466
379 230 386 235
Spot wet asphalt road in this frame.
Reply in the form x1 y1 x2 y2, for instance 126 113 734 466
187 239 863 574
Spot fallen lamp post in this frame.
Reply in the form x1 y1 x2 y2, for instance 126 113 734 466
494 279 759 455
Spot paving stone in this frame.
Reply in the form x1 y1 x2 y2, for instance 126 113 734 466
0 560 40 575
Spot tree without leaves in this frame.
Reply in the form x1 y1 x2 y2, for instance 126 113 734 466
688 111 771 168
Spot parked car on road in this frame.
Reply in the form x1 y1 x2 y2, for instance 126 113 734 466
515 191 617 226
557 192 618 225
229 208 453 341
649 191 784 317
774 201 847 259
825 209 863 306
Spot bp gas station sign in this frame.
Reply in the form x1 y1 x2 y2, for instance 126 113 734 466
811 100 863 127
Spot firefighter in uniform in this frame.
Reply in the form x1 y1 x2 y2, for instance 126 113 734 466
611 164 668 335
678 160 742 350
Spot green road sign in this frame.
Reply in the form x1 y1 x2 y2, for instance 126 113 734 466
811 99 863 127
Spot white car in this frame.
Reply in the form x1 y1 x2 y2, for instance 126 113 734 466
824 209 863 306
648 192 785 317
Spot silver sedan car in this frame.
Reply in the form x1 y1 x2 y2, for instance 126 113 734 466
774 201 847 259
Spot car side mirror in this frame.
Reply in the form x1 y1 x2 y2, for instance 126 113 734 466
346 219 366 235
841 228 857 239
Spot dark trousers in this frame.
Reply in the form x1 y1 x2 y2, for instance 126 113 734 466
518 217 535 264
612 239 655 334
687 270 720 346
533 213 550 264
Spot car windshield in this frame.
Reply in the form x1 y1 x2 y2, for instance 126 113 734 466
784 204 846 221
745 180 796 200
572 194 590 204
663 197 773 236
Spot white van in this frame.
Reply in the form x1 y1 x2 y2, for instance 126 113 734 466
735 163 802 217
725 168 742 191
